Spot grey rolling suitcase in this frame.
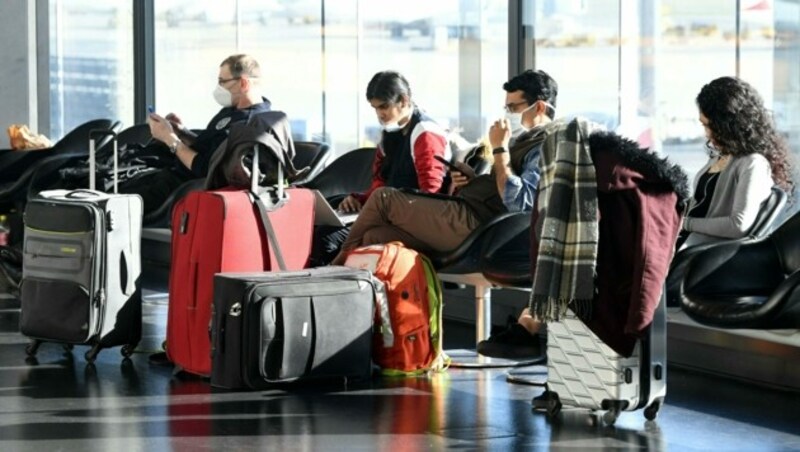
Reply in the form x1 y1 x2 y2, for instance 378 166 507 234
211 266 376 390
20 129 143 362
535 294 667 424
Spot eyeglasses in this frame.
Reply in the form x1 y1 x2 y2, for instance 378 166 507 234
217 77 241 85
503 101 529 113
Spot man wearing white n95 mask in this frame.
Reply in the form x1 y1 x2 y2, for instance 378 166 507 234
120 54 273 214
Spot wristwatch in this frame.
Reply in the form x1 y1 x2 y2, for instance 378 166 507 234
492 146 508 155
169 139 180 155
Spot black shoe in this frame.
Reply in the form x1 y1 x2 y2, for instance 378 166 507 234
477 323 543 360
489 315 519 338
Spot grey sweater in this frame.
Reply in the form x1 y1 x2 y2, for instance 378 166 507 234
681 153 773 248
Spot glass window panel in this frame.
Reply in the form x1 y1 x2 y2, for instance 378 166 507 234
353 0 508 151
237 0 324 145
523 0 621 131
153 0 237 129
655 0 737 177
220 0 508 155
744 0 800 167
48 0 133 139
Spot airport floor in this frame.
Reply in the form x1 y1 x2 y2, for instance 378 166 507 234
0 293 798 452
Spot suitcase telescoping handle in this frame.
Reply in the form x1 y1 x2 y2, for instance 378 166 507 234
249 142 284 200
249 145 288 272
88 129 119 193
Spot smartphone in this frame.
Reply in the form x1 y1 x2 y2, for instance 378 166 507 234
435 155 475 179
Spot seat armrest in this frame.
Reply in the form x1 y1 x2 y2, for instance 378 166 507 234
481 212 531 258
682 238 784 298
683 269 800 329
479 212 533 288
429 211 519 272
666 238 750 306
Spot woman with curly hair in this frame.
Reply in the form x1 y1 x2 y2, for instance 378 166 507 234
678 76 793 249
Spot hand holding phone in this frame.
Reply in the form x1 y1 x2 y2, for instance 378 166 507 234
435 155 476 179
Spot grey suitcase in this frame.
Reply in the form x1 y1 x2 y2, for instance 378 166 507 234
20 129 143 362
535 294 667 424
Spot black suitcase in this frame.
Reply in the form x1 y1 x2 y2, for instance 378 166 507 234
210 266 376 389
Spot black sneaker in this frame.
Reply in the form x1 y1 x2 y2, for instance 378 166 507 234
477 323 543 360
489 315 519 338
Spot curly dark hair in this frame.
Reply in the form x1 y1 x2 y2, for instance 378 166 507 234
696 76 793 193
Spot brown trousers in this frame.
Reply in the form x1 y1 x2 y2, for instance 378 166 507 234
337 187 482 260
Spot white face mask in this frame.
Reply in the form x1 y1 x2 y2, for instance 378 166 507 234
213 84 234 107
505 101 555 137
505 103 535 138
379 101 412 133
381 122 403 132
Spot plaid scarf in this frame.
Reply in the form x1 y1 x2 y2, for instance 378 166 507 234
529 118 599 322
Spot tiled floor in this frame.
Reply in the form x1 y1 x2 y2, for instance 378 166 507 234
0 295 798 451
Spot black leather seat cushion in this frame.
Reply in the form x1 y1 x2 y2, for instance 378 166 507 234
682 209 800 329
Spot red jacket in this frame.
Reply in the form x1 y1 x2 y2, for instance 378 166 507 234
530 131 689 356
356 108 449 203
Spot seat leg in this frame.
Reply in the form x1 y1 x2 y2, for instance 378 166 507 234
446 282 541 369
475 283 491 343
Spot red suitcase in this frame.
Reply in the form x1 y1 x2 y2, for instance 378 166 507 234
166 138 314 376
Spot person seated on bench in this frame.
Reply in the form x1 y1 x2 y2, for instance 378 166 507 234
120 53 274 214
311 70 451 265
676 76 793 250
330 70 560 323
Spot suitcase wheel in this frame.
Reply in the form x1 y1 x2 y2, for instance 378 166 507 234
25 340 41 357
120 344 135 358
84 344 102 363
602 409 619 425
600 400 627 426
644 399 662 421
545 393 562 419
533 388 562 419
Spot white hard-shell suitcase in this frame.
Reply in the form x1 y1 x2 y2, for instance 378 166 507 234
20 129 143 362
535 294 667 425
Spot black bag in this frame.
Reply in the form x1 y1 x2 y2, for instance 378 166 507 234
205 110 309 190
59 142 173 191
211 267 376 389
0 245 22 297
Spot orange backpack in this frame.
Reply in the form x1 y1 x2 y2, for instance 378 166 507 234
344 242 449 375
